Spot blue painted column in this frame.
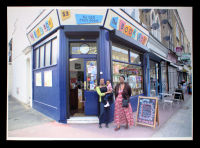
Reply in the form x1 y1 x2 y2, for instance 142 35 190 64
143 52 150 96
99 29 111 81
99 28 114 123
58 29 67 123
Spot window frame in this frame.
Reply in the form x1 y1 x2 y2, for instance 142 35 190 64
111 42 144 96
39 45 45 68
70 41 97 55
33 37 57 70
45 41 51 67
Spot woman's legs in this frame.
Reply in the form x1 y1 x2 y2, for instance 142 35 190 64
99 102 104 128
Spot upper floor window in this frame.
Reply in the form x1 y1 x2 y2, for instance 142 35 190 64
156 17 161 41
123 8 140 22
176 23 180 40
181 32 184 45
150 10 161 41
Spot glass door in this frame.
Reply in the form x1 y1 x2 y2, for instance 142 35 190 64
84 59 99 115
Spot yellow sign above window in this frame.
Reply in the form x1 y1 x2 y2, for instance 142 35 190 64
60 10 70 21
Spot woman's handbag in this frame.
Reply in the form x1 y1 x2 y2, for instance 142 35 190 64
122 98 129 108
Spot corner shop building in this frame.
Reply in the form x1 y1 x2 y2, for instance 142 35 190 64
26 8 153 123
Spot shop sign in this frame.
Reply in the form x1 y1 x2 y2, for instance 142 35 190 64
75 14 103 24
60 10 70 21
104 9 149 46
176 47 182 52
180 53 191 60
27 9 60 45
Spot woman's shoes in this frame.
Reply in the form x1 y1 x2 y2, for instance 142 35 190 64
105 124 109 128
125 124 129 129
99 124 102 128
114 126 120 131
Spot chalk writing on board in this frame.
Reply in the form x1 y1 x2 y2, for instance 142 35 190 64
136 96 158 128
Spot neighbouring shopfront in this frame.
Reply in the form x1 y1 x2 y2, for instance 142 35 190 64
147 34 169 97
160 61 168 93
149 60 160 96
167 52 179 93
26 8 150 123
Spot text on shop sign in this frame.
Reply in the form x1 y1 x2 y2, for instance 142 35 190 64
110 16 148 46
75 14 103 24
29 17 54 42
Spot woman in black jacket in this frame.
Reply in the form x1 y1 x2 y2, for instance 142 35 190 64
114 75 134 131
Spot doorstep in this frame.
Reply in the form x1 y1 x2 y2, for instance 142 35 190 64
67 116 99 124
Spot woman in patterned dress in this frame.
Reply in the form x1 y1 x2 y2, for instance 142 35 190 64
114 75 134 131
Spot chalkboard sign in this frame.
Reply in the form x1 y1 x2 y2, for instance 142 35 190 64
136 96 159 128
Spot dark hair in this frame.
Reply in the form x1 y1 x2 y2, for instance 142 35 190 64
120 75 125 80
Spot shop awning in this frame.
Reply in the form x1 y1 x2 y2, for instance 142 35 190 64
169 62 179 68
178 66 183 71
150 50 171 63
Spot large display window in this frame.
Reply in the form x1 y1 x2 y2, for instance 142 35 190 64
112 43 143 96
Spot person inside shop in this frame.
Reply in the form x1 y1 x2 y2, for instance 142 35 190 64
175 84 184 101
114 75 134 131
104 80 113 108
96 78 111 128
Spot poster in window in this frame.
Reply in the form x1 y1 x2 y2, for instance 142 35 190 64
44 70 52 87
35 72 42 86
91 66 97 74
128 76 136 88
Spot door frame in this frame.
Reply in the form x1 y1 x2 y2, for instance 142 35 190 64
67 40 99 118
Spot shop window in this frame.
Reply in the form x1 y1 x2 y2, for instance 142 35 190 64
130 51 141 64
45 41 51 67
35 48 39 69
40 45 45 68
112 61 143 96
70 42 97 54
51 38 57 65
112 43 129 62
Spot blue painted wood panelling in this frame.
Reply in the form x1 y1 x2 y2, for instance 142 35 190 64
84 91 99 115
33 65 60 121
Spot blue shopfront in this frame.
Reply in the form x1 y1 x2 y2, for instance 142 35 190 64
27 9 150 123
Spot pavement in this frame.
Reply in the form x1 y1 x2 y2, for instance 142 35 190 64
151 95 193 139
7 94 193 140
7 96 54 131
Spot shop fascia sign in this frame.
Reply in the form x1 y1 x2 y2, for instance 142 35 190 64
104 9 149 46
58 9 106 26
180 53 191 60
27 9 60 45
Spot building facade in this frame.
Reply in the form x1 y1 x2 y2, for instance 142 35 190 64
9 7 192 123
